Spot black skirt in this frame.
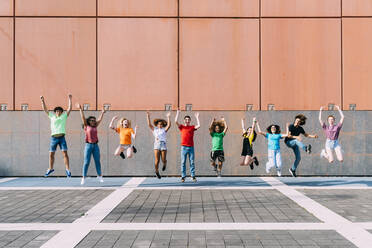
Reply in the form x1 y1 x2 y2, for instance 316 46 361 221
241 138 253 157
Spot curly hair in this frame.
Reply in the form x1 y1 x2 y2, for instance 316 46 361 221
154 119 167 127
85 116 96 128
53 106 64 112
210 121 225 134
117 118 131 129
295 114 307 125
266 124 281 134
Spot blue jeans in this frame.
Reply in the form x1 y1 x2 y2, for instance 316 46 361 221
285 139 307 171
82 143 102 177
181 146 195 178
49 136 68 152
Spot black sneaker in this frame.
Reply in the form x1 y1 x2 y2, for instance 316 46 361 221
132 146 137 153
253 156 259 166
289 168 297 177
306 144 312 154
120 152 126 159
162 164 166 171
249 163 254 170
192 177 197 182
181 177 185 183
213 164 217 172
156 171 161 179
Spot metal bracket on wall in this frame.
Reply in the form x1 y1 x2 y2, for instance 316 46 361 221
103 104 111 111
246 104 253 111
165 104 172 111
185 104 192 111
328 103 335 111
83 104 90 111
349 104 356 111
0 104 7 111
267 104 275 111
21 104 28 111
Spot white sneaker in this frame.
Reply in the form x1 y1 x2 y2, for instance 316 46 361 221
320 149 327 158
265 163 270 173
277 170 282 177
97 176 104 183
81 177 85 185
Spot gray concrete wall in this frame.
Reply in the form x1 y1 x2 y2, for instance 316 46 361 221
0 111 371 177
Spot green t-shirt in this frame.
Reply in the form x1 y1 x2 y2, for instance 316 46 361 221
49 112 68 136
211 132 225 151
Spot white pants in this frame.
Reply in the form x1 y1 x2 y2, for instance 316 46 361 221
266 149 282 171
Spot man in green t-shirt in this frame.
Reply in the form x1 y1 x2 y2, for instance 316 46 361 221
41 94 72 177
209 117 228 177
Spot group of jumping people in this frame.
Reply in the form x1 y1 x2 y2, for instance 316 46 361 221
40 95 345 184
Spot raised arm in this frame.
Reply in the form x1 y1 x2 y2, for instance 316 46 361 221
96 107 106 127
222 117 228 133
109 116 118 130
251 117 256 132
66 94 72 116
76 103 87 127
336 105 344 125
165 112 171 132
209 118 216 134
194 112 201 130
241 118 246 133
132 125 138 140
319 106 324 126
256 121 266 136
146 111 154 131
175 109 181 127
40 96 49 116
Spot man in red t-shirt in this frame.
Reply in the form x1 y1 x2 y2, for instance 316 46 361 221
175 110 201 182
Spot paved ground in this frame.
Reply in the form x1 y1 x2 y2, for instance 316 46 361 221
0 176 372 248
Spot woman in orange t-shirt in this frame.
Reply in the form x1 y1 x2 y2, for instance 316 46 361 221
109 116 138 159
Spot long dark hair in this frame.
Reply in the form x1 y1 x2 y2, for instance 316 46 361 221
243 128 257 142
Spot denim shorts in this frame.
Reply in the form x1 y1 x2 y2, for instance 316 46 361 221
154 141 167 151
50 136 68 152
325 139 340 150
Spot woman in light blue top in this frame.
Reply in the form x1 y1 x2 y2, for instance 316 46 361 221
257 121 289 177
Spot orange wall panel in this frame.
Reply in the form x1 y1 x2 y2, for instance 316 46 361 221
343 18 372 110
98 0 177 16
98 19 177 110
261 19 341 110
261 0 340 17
180 19 259 110
180 0 259 17
15 18 96 110
343 0 372 16
0 18 13 110
16 0 96 16
0 0 13 16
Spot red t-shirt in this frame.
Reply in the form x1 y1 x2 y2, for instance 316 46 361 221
84 126 98 143
179 125 196 147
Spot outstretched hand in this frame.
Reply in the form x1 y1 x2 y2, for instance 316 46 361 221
76 103 81 109
195 112 199 118
40 96 44 101
166 112 171 118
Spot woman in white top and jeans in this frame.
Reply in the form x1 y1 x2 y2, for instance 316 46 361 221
146 111 171 179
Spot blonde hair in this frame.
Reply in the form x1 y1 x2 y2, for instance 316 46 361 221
117 118 131 129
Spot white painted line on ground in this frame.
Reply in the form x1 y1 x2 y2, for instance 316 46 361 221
261 177 372 248
136 186 272 190
94 222 333 231
40 177 145 248
0 177 18 184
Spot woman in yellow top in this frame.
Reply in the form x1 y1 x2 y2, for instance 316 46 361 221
109 116 138 159
240 117 259 170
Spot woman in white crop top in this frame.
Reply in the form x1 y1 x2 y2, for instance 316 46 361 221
146 111 171 179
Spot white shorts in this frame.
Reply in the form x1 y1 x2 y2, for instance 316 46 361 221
325 139 341 150
119 144 131 150
154 141 167 151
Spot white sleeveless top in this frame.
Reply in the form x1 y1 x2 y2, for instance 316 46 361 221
153 127 167 143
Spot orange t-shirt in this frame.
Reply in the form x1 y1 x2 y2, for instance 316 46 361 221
116 127 134 145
